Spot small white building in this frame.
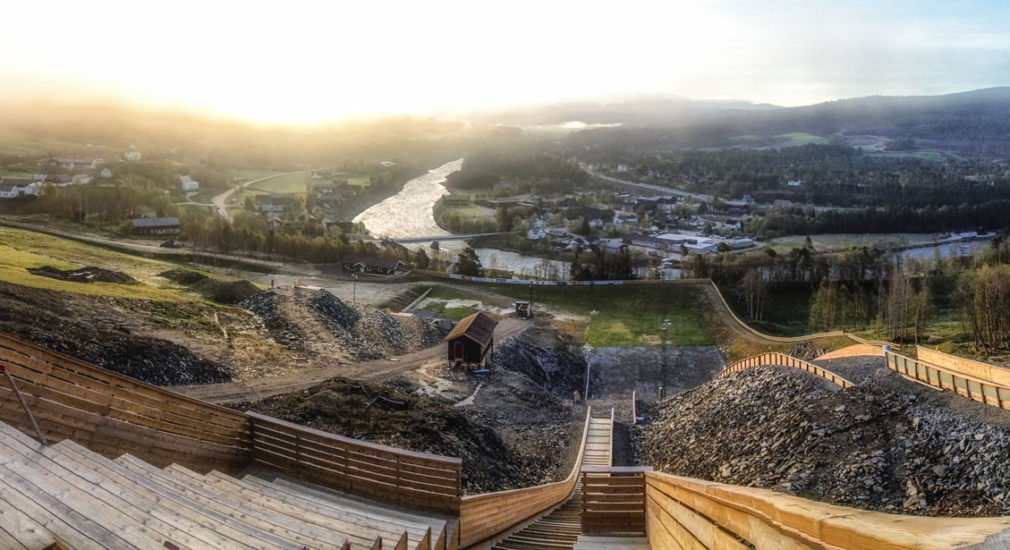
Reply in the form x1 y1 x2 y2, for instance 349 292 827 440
179 175 200 192
125 150 142 162
787 179 803 187
72 174 93 186
0 184 17 199
527 227 546 241
100 168 112 179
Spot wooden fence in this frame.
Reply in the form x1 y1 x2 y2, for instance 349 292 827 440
456 407 593 548
0 332 250 472
885 349 1010 409
644 471 1010 549
720 352 855 388
246 412 463 515
581 466 651 535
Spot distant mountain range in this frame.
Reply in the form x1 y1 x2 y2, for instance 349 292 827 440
484 88 1010 157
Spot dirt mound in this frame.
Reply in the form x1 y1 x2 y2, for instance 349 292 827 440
787 341 825 361
237 376 576 493
27 266 136 284
494 327 587 397
191 278 261 305
637 361 1010 516
241 287 442 359
0 281 231 385
159 269 208 285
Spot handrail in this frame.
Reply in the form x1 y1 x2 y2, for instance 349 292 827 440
720 352 855 388
644 471 1010 550
457 407 593 548
0 363 45 446
885 349 1010 409
246 411 462 515
917 346 1010 388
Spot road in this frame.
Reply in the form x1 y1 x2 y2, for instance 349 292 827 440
583 165 714 202
211 169 315 223
171 317 532 404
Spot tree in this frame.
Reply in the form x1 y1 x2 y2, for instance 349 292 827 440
413 248 430 270
455 246 483 276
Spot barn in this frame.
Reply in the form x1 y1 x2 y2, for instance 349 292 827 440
444 312 498 369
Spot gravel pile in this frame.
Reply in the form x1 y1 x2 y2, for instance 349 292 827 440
242 288 442 359
494 327 587 397
637 361 1010 516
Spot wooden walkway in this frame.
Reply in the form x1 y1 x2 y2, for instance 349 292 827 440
0 419 447 549
489 413 614 550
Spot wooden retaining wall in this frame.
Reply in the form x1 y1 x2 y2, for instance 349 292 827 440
720 352 855 388
0 332 250 472
246 412 463 515
456 407 593 548
644 471 1010 549
885 349 1010 409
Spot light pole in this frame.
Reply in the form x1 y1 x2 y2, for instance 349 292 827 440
661 317 671 392
352 274 358 304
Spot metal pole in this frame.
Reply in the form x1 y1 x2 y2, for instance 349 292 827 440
352 274 357 304
0 364 46 446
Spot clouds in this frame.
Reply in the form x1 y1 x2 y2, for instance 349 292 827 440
0 1 1007 122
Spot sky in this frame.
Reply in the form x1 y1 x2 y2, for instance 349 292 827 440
2 0 1008 124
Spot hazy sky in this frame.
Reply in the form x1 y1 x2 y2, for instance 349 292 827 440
2 1 1008 123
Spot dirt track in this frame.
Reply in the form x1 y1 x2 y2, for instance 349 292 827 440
172 317 532 404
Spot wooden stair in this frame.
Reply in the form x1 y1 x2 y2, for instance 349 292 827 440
0 419 446 549
489 413 614 550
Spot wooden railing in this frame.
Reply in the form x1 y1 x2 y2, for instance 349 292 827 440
0 332 250 471
885 349 1010 409
246 412 463 515
456 407 593 548
917 346 1010 388
581 466 651 535
645 471 1010 549
720 352 855 388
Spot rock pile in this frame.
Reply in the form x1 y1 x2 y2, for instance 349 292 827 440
637 362 1010 516
494 328 587 397
242 288 443 359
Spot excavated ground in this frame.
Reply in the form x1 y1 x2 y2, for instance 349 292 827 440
238 372 583 494
636 358 1010 517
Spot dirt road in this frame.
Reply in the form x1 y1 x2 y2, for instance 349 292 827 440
172 317 532 404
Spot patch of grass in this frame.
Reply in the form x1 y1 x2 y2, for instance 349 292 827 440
771 132 829 147
0 226 218 302
250 173 309 194
767 233 941 254
415 300 479 320
438 281 715 347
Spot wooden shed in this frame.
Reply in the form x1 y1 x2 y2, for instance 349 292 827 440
444 312 498 369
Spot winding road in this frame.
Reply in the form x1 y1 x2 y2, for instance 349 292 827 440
211 169 315 223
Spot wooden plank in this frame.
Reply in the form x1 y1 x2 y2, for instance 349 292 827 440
116 456 348 550
54 441 299 550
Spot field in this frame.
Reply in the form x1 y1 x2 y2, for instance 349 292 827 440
767 233 941 254
0 128 103 157
247 173 309 194
433 281 715 347
771 132 829 147
0 226 219 302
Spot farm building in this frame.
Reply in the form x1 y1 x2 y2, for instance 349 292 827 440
132 217 181 235
340 255 404 275
444 312 498 369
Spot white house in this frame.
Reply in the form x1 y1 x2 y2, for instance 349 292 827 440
787 179 803 187
125 150 142 162
179 175 200 192
527 227 546 241
616 164 629 173
72 174 93 186
100 168 112 179
0 184 17 199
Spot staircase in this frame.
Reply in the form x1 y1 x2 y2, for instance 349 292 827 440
0 419 447 549
489 412 614 550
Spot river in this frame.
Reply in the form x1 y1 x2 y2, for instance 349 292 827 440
352 159 461 240
353 159 574 278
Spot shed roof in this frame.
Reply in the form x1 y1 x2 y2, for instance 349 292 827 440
444 312 498 347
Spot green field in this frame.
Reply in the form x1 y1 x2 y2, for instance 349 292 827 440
0 226 219 302
249 173 309 195
435 282 714 347
771 132 829 147
767 233 941 254
0 128 102 157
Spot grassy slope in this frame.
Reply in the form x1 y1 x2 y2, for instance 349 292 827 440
432 282 714 347
0 226 214 302
767 233 940 254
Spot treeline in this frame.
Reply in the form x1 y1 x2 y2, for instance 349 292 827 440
445 149 588 196
1 184 180 226
755 202 1006 236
